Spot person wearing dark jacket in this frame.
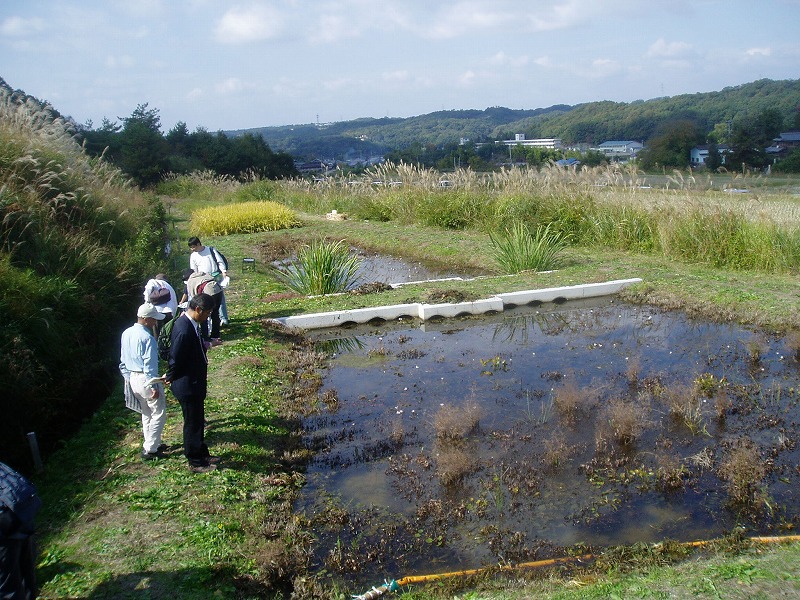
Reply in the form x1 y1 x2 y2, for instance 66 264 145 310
0 462 41 599
165 293 220 473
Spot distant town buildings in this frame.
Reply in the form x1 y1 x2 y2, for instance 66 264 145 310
594 140 643 161
766 131 800 161
690 144 731 167
498 134 563 150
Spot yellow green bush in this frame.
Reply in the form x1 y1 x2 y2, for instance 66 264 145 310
191 200 300 235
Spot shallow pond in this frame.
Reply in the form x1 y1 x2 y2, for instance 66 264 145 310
296 298 800 587
351 249 471 286
270 247 476 290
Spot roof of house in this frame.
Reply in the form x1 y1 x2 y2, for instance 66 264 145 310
775 131 800 142
692 144 731 152
598 140 642 147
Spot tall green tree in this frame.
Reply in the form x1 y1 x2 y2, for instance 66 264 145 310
727 109 783 171
119 103 169 186
638 120 703 169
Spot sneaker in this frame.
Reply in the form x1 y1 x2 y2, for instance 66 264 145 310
141 451 165 461
189 462 217 473
211 338 223 347
157 443 168 453
207 455 222 465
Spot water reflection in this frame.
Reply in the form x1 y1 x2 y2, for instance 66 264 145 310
297 299 800 588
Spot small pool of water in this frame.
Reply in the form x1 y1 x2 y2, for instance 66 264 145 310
296 298 800 588
352 250 470 285
270 248 476 290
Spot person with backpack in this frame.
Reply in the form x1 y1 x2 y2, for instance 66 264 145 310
143 273 178 334
187 237 229 326
0 461 41 599
120 303 167 462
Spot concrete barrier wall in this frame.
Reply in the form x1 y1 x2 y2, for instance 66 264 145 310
273 278 642 330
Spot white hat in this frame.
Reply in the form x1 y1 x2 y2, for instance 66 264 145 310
137 303 166 320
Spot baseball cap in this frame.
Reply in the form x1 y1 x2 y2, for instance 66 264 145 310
137 303 166 320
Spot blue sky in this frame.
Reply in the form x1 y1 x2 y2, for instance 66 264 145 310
2 1 799 133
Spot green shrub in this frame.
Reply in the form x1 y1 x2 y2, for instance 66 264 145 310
660 207 800 271
275 239 362 295
416 190 489 230
489 221 571 274
234 179 278 202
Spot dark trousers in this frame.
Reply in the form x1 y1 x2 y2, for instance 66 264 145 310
177 394 209 466
199 293 223 340
0 535 36 600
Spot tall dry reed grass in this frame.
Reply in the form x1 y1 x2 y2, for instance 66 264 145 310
275 161 800 273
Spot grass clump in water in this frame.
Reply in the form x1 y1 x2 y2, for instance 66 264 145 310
489 221 571 274
275 238 362 295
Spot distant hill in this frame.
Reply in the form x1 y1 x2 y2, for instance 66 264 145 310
227 78 800 160
228 105 571 160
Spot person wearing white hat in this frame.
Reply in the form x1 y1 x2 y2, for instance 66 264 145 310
143 273 178 333
119 303 167 461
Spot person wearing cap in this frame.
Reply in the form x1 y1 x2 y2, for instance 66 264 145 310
166 293 219 473
143 273 178 333
186 271 224 346
119 303 167 461
187 236 229 326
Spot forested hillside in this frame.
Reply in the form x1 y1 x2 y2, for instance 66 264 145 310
231 78 800 160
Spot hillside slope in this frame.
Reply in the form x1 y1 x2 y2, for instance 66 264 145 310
229 78 800 158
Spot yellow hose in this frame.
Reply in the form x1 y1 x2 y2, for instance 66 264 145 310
393 534 800 587
395 554 593 586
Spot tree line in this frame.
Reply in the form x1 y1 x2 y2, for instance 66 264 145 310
78 104 298 187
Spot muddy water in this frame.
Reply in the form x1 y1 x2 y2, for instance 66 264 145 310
352 250 470 285
271 249 475 289
297 298 800 587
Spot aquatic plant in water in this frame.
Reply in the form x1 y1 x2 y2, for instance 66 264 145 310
275 238 362 295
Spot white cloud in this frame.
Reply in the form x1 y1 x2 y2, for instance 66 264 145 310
187 88 204 101
745 47 772 57
646 38 693 58
487 51 529 68
578 58 622 78
215 77 245 94
525 1 587 31
533 55 553 68
458 70 477 86
214 5 284 44
425 3 514 39
0 16 45 36
309 13 360 44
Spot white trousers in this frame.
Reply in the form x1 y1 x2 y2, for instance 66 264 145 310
130 372 166 454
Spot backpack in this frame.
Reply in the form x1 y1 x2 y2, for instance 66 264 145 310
148 282 171 305
210 246 228 273
0 462 41 535
158 312 182 361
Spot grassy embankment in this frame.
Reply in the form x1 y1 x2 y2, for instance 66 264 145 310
34 167 800 599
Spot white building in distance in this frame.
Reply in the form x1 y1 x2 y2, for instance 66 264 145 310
498 134 563 149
